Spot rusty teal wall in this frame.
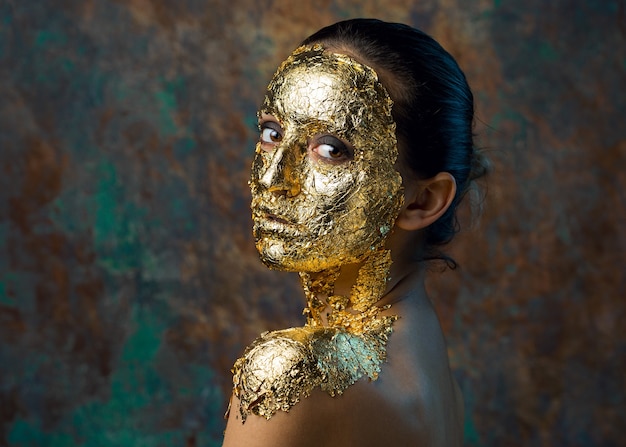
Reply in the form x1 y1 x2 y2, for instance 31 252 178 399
1 1 624 446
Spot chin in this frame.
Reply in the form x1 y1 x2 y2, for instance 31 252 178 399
256 242 330 272
255 237 371 273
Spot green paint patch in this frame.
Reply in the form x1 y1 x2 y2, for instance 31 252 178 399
0 16 7 57
489 108 528 130
1 11 12 26
110 76 185 138
174 137 196 157
178 364 216 396
120 309 163 364
171 197 190 220
8 307 226 445
71 400 186 447
112 79 133 102
538 42 558 61
66 308 169 443
154 76 185 137
0 280 14 306
557 225 571 244
35 56 77 84
92 159 159 274
61 58 75 72
245 114 259 131
0 271 38 310
9 419 74 447
34 30 68 49
461 384 482 446
463 412 481 446
477 0 500 17
94 161 119 246
154 89 178 136
60 308 225 445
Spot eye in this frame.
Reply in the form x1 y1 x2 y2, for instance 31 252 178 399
259 121 283 146
261 127 282 143
316 144 344 159
311 135 352 162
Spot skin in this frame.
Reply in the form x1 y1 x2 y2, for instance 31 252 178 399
223 46 462 446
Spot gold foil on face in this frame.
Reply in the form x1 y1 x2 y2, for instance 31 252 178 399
230 46 404 423
250 45 404 272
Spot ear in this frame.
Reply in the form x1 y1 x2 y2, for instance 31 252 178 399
395 172 457 231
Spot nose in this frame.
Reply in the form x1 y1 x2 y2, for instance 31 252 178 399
259 142 301 197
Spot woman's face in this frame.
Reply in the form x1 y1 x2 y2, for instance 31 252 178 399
250 46 404 272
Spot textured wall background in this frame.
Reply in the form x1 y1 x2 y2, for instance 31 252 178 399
1 0 624 446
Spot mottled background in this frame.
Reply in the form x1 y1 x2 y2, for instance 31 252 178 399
0 0 624 446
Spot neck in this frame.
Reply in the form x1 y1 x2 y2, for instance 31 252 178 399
299 248 402 333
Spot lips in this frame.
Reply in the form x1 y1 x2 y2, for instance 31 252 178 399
253 206 303 235
253 206 295 224
266 213 292 225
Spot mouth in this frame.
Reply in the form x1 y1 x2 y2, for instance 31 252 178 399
253 207 302 235
265 213 292 225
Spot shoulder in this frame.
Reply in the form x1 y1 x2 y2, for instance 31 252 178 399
222 391 331 447
223 380 431 447
231 328 321 422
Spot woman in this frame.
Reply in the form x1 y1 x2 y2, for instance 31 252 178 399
223 19 487 447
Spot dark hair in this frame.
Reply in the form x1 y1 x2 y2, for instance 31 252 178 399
302 19 489 268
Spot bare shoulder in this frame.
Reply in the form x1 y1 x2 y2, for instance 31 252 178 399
223 393 322 447
223 380 431 447
222 388 367 447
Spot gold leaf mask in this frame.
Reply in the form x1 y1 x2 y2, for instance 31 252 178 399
250 45 404 272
